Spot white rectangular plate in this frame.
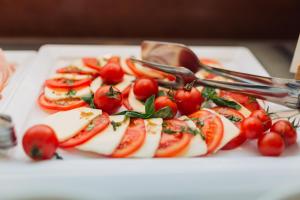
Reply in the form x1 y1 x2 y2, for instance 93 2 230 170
2 45 300 199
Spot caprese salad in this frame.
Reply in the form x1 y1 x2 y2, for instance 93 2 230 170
22 55 298 160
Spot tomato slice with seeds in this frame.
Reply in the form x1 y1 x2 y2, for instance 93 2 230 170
111 118 146 158
45 78 92 89
56 66 97 75
219 90 261 112
155 119 192 157
212 107 247 150
82 57 102 71
189 110 223 154
59 113 110 148
122 85 133 110
38 93 87 112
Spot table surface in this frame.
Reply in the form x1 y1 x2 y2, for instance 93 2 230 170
0 37 297 78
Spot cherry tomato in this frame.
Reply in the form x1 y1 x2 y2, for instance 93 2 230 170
219 91 261 111
271 120 297 146
59 113 110 148
133 78 158 101
241 117 264 139
154 96 178 119
45 78 92 89
112 118 146 158
175 87 204 115
189 110 224 154
212 107 247 150
82 57 101 71
94 86 122 114
258 131 285 156
250 109 272 131
100 59 124 84
22 125 59 160
38 93 87 112
155 119 192 157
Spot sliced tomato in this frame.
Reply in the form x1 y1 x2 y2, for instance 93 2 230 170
56 66 97 75
212 107 247 150
38 93 87 112
189 110 223 154
155 119 192 157
219 90 261 112
126 58 175 81
122 85 133 110
59 113 110 147
45 78 92 89
82 57 101 71
107 56 120 64
111 118 146 158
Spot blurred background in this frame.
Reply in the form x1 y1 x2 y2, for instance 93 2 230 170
0 0 299 77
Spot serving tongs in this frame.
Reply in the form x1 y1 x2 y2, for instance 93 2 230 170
130 41 300 109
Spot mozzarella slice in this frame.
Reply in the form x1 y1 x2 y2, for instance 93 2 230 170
77 115 130 155
235 101 251 117
131 118 162 158
90 77 103 93
115 75 135 92
120 58 134 75
203 109 240 153
179 116 207 157
128 87 145 113
43 107 101 142
44 86 91 101
71 59 98 74
134 62 164 78
51 73 92 80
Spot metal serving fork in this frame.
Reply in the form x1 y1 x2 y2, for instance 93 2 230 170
130 41 300 109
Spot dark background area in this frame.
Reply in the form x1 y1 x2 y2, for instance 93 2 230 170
0 0 299 39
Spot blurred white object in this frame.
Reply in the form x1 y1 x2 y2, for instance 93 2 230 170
290 33 300 73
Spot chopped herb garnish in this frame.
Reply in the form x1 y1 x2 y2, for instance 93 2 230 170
86 123 95 131
67 89 77 97
202 87 241 110
226 115 242 123
64 79 75 85
111 120 122 131
162 128 178 134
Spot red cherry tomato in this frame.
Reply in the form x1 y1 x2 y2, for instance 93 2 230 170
45 78 92 89
258 132 285 156
133 78 158 101
271 120 297 146
112 118 146 158
212 107 247 150
22 125 59 160
155 119 192 157
250 109 272 131
94 86 122 114
154 96 178 119
175 87 204 115
241 117 264 139
59 113 110 148
189 110 224 154
82 57 102 71
38 93 87 113
100 58 124 84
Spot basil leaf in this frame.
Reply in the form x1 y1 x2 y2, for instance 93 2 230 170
144 95 155 115
211 97 241 110
153 106 173 119
157 90 166 97
81 94 96 109
202 87 217 99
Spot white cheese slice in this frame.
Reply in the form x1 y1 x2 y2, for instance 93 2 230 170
51 73 92 80
120 58 134 75
77 115 130 155
134 62 164 79
72 59 98 73
203 108 240 153
43 107 101 142
128 87 145 113
179 116 207 157
131 118 162 158
235 101 251 117
114 74 135 92
44 86 91 101
90 77 103 93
